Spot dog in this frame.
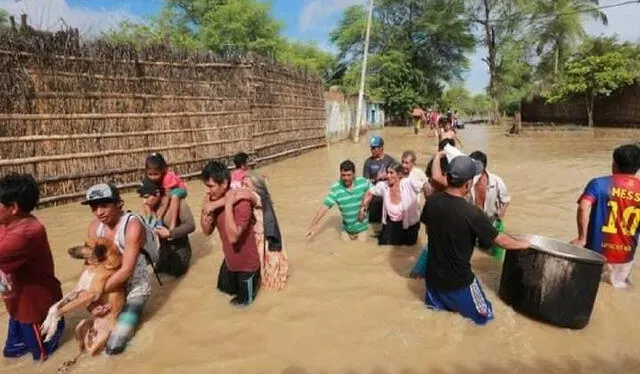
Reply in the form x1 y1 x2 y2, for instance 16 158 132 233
40 238 125 372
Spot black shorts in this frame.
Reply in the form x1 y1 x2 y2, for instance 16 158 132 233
368 196 384 223
217 261 260 304
378 219 420 246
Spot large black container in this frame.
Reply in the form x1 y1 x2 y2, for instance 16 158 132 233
499 234 605 329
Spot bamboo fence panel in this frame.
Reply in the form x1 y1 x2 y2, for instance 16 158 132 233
0 29 326 206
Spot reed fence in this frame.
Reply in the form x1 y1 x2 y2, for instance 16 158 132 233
0 29 326 205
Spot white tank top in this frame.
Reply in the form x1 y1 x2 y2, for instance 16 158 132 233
97 213 151 300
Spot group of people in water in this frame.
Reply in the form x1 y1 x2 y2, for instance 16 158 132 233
0 121 639 364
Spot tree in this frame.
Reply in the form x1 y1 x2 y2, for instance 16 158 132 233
468 0 533 124
544 37 640 127
470 93 492 118
105 1 335 77
532 0 608 79
279 41 336 77
331 0 475 120
441 86 472 114
0 9 9 29
106 0 283 56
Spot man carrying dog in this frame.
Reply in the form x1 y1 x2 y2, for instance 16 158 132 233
0 173 65 362
82 183 151 355
200 160 260 307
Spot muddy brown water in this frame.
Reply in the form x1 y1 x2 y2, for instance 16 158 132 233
2 125 640 374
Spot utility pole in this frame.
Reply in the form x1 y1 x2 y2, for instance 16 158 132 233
353 0 374 143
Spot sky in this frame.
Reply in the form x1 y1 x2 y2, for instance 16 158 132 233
1 0 639 94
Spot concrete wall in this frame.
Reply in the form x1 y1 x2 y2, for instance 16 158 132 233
324 89 385 142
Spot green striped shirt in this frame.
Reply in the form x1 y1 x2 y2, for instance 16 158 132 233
324 176 372 234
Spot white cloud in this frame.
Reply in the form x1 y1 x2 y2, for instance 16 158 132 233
0 0 142 36
298 0 366 32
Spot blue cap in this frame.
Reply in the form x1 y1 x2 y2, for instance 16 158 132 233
369 136 384 148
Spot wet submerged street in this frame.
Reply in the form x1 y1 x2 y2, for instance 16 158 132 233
2 125 640 374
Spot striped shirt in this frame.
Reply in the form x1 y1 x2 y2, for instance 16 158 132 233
324 177 371 234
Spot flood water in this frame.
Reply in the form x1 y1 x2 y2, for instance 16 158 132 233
2 125 640 374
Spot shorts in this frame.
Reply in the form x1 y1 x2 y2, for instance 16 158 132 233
157 237 192 277
341 230 369 242
168 187 188 199
425 277 494 325
3 317 65 361
378 220 420 246
602 262 634 288
217 261 260 305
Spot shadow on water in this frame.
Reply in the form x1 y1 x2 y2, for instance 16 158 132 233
143 231 213 323
280 355 640 374
387 244 425 302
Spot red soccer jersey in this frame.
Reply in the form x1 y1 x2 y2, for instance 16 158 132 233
579 174 640 263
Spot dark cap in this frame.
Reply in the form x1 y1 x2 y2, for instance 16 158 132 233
447 156 483 183
81 183 121 205
136 178 163 196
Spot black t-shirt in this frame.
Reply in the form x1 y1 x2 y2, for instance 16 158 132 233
421 192 498 291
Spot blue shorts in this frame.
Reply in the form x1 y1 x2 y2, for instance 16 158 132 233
425 278 494 325
3 317 65 361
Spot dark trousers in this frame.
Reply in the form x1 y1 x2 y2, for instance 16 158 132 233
378 219 420 246
217 261 260 304
156 238 192 277
369 196 384 223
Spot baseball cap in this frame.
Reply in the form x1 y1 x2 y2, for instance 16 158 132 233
370 136 384 148
136 178 163 196
447 155 483 183
81 183 121 205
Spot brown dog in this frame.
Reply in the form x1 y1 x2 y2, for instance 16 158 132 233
40 238 125 371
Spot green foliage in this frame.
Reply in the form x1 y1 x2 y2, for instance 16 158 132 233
546 37 639 102
470 93 492 117
104 0 336 77
0 9 10 30
439 87 491 118
532 0 608 81
278 41 335 76
441 86 471 113
331 0 475 119
544 37 640 125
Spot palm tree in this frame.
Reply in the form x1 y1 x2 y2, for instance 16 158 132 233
533 0 608 79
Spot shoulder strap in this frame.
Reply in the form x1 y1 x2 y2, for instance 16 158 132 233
121 211 163 286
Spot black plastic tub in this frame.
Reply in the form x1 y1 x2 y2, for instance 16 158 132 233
499 234 606 329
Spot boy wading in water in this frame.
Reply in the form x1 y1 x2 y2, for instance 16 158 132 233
422 156 529 325
0 174 64 361
571 144 640 288
200 161 260 307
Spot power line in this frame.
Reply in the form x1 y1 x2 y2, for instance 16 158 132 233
481 0 640 26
